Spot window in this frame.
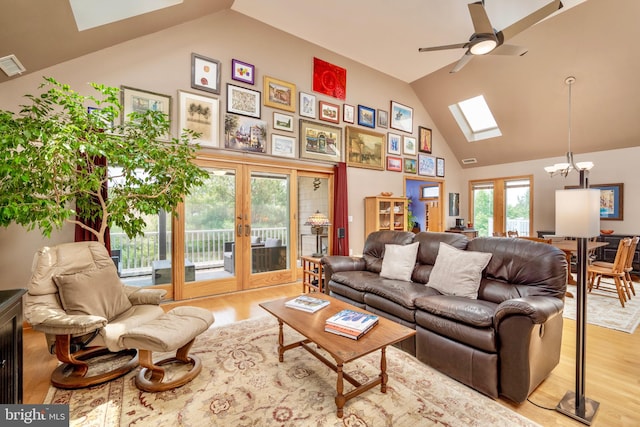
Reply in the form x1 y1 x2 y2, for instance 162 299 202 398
449 95 502 142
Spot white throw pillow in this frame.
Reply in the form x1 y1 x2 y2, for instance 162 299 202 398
427 242 492 299
380 242 419 282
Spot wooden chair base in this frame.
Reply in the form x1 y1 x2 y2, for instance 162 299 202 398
135 339 202 392
51 347 138 389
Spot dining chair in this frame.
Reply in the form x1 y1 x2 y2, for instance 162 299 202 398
587 237 631 307
507 230 519 238
592 236 638 298
492 232 506 237
518 236 552 244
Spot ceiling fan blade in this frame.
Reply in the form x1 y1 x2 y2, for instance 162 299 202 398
468 2 496 36
497 0 563 43
449 52 474 74
419 42 468 53
490 44 528 56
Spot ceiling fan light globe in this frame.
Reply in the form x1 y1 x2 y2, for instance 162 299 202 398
576 161 594 170
470 39 497 55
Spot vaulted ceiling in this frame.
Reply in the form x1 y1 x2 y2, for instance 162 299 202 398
1 0 638 168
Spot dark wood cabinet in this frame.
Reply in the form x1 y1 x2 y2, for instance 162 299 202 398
0 289 26 404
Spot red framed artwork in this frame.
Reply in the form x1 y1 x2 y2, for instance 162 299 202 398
386 156 402 172
313 57 347 100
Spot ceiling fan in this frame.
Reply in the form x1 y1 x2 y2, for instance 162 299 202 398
419 0 563 73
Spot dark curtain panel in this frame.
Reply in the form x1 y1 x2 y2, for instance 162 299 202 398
74 155 111 252
331 162 349 256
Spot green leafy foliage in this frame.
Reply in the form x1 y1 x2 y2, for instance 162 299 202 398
0 77 208 244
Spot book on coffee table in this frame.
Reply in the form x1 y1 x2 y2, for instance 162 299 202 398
325 309 378 334
324 321 377 340
285 294 330 313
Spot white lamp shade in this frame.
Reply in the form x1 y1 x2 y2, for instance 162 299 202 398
555 189 600 238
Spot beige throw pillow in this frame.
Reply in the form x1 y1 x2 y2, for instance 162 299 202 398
380 242 419 282
427 242 492 299
54 265 132 321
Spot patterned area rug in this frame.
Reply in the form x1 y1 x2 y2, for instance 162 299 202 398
563 283 640 333
45 317 539 427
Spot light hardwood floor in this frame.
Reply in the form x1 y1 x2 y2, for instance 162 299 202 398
23 283 640 426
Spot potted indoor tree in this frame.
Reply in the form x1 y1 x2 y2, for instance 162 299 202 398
0 77 208 244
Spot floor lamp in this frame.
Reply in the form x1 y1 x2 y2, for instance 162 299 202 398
305 210 331 257
554 170 601 425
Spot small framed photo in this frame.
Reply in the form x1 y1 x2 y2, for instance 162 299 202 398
357 105 375 128
299 119 342 163
436 157 445 177
271 134 296 158
231 59 255 85
319 101 340 123
264 76 296 112
387 132 402 155
226 83 261 118
121 85 172 140
178 90 220 148
273 112 294 132
191 53 221 95
404 158 417 174
378 110 388 128
419 126 432 153
386 156 402 172
403 136 417 156
224 114 267 153
343 104 355 123
299 92 316 118
390 100 413 133
418 154 436 176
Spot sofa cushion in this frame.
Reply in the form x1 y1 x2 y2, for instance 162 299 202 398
54 265 132 321
380 242 419 281
362 230 415 273
427 242 492 299
414 295 497 328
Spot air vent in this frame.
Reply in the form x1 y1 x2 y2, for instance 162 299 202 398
0 54 26 77
461 158 478 165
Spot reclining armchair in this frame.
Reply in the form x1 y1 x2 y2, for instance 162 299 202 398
25 241 214 391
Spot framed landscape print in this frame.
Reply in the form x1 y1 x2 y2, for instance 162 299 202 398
191 53 221 94
121 85 171 140
343 104 355 123
319 101 340 123
387 132 402 155
264 76 296 112
299 119 342 163
271 134 296 158
226 84 261 118
404 158 417 174
436 157 445 177
345 126 385 170
299 92 316 118
357 105 375 128
378 110 388 128
224 114 267 153
403 136 417 156
231 59 255 85
386 156 402 172
418 126 432 153
273 112 294 132
312 57 347 100
390 100 413 133
418 154 436 176
565 182 624 220
178 90 219 148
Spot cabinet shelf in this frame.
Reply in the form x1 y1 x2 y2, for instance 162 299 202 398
365 196 408 237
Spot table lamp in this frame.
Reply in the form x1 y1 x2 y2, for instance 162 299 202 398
305 210 331 257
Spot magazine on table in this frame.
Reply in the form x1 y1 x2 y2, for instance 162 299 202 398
324 321 377 340
325 309 378 332
285 294 330 313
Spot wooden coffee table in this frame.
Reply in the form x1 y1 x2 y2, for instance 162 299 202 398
259 294 415 418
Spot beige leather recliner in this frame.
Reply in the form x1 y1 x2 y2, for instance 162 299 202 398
25 241 214 391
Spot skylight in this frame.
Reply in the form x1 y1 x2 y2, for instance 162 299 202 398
69 0 183 31
449 94 502 142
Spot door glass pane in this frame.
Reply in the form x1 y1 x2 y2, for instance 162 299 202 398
505 179 530 237
473 183 494 237
298 176 329 259
184 168 237 280
251 172 289 273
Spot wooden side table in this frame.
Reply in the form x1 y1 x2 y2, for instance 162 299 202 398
0 288 26 404
301 256 323 293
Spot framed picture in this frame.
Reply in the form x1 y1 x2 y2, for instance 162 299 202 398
403 136 417 156
319 101 340 123
345 126 385 170
264 76 296 112
299 119 342 163
299 92 316 118
436 157 445 177
404 158 417 174
226 84 261 118
378 110 388 128
387 132 402 155
231 59 255 85
224 114 267 153
357 105 375 128
390 100 413 133
343 104 355 123
565 182 624 220
386 156 402 172
313 57 347 100
418 126 432 153
273 112 294 132
418 154 436 176
121 85 171 140
178 90 220 148
449 193 460 216
271 134 296 158
191 53 221 95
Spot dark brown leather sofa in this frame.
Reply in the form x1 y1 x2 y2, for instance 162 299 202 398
321 230 567 403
